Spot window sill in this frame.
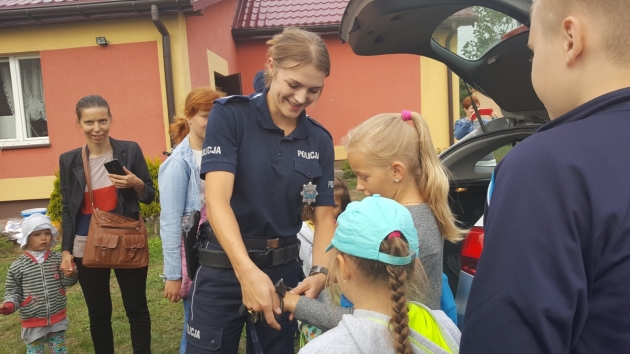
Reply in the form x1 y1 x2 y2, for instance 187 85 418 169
0 139 50 150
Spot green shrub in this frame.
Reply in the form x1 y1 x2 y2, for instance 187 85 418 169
140 157 161 219
140 157 162 235
48 170 63 223
341 159 356 179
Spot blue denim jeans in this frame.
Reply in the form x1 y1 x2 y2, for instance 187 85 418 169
181 297 191 354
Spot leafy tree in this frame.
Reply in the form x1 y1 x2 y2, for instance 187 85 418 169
459 77 469 117
460 7 521 60
457 7 520 114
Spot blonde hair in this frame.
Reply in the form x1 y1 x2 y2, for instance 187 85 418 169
342 112 465 242
327 236 426 354
537 0 630 65
169 87 225 145
264 27 331 86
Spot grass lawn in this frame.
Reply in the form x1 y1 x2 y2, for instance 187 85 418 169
0 234 272 353
0 177 361 353
0 236 185 353
493 145 512 163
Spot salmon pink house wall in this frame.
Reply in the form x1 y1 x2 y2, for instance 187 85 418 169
1 42 165 180
236 37 421 144
0 0 434 217
185 0 240 88
0 10 194 216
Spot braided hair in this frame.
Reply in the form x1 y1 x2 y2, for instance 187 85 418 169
329 234 426 354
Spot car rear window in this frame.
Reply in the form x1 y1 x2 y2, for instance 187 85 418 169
432 6 523 61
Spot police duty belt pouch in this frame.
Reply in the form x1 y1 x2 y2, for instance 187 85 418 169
183 210 201 279
81 146 149 269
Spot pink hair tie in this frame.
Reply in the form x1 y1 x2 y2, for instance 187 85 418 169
387 231 402 240
401 110 412 121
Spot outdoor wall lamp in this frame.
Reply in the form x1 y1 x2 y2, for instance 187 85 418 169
96 37 109 46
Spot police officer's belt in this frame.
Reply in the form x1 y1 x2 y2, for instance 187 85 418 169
198 232 300 269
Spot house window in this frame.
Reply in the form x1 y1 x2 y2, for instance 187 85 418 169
0 55 49 149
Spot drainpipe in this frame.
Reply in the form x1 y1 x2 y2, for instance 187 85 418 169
445 22 457 146
151 5 176 130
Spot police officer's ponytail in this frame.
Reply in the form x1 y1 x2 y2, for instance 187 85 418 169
169 87 225 145
264 27 331 87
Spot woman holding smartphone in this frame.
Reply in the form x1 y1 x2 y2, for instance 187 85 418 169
58 95 155 354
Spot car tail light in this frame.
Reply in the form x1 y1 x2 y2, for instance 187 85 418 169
461 226 484 275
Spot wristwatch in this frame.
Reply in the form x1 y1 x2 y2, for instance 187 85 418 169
309 265 329 277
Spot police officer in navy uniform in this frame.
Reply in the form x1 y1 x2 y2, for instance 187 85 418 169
186 27 336 353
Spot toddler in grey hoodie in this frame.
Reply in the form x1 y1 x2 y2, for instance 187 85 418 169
298 195 460 354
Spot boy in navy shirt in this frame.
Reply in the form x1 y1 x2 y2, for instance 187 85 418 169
461 1 630 353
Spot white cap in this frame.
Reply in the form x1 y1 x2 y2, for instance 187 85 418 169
19 213 58 248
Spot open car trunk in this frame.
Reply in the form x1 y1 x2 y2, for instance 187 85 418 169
441 125 538 293
339 0 548 294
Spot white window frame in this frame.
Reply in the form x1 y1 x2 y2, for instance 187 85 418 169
0 54 50 149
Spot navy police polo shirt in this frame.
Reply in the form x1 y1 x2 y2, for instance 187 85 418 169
200 89 335 239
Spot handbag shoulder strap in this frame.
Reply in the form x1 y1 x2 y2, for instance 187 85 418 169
81 146 95 209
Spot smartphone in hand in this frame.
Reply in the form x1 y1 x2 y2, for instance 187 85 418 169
471 108 494 121
104 159 125 175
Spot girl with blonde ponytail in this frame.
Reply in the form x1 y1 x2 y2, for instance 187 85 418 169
299 196 460 354
283 111 461 335
342 110 465 310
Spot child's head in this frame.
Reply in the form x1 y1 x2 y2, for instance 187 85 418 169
342 111 464 242
19 213 58 251
326 195 424 354
462 96 480 118
302 204 315 223
333 176 351 219
169 87 225 145
529 0 630 119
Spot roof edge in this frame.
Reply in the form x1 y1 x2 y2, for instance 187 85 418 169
231 0 246 30
0 0 194 29
232 24 341 42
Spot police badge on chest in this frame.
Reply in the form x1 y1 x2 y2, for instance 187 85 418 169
301 182 318 205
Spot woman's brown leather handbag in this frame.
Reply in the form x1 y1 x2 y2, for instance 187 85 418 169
81 146 149 268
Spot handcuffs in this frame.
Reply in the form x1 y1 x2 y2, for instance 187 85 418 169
239 278 289 324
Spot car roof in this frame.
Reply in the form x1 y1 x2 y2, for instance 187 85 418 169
339 0 546 116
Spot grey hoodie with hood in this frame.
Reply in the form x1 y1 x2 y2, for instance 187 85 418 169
299 302 460 354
